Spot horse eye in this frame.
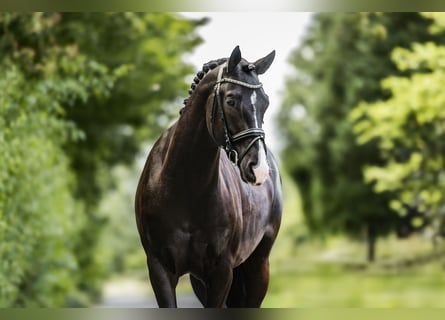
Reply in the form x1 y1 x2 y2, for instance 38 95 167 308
226 99 235 107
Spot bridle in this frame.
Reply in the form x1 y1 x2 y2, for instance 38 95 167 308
210 63 267 166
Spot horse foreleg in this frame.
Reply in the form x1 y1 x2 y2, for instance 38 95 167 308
226 266 247 307
242 256 270 307
146 255 178 308
241 235 276 307
190 274 207 306
203 261 233 307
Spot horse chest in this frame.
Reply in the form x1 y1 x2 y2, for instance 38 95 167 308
145 191 252 271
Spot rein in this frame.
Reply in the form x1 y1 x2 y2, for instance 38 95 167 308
211 64 266 166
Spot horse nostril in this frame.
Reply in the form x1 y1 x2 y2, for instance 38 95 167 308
246 162 264 186
245 162 257 183
250 165 262 186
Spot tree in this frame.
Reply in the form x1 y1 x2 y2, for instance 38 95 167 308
350 13 445 244
0 12 118 306
278 13 445 261
0 12 205 306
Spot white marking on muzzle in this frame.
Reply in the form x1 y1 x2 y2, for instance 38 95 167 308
252 142 269 185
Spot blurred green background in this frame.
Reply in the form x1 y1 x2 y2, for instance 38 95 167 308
1 12 445 307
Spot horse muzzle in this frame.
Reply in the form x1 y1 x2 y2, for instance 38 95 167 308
240 142 269 186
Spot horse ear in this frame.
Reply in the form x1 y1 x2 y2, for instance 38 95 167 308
228 45 242 74
254 50 275 75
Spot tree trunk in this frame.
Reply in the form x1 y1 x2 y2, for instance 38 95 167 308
367 224 377 263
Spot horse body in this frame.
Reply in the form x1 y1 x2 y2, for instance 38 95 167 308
135 46 282 307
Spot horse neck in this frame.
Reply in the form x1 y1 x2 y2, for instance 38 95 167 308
163 78 221 190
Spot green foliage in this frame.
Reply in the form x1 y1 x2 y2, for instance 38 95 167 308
59 13 207 200
351 13 445 235
278 13 444 249
0 12 204 306
0 13 116 306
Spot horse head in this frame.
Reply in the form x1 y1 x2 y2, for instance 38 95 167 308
205 46 275 186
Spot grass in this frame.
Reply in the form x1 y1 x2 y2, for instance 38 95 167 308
263 232 445 308
263 260 445 307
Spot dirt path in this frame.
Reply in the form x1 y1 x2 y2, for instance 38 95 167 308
98 277 202 308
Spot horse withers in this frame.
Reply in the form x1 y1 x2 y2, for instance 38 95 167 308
135 46 283 307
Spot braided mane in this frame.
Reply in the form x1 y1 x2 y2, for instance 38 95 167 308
180 58 227 115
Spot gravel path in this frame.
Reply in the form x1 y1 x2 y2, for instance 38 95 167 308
98 277 202 308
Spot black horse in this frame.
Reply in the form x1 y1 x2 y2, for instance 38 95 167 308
135 46 282 308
